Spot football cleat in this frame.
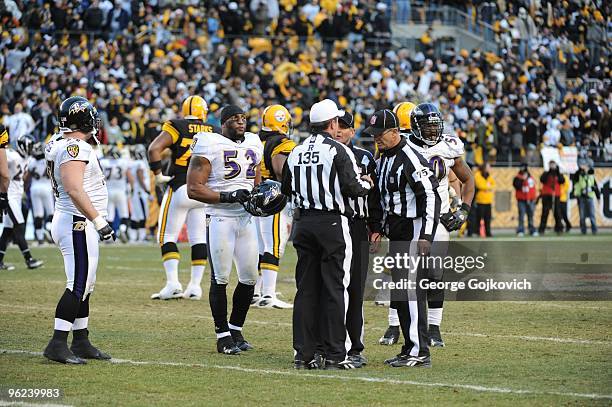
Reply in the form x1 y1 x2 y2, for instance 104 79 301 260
256 295 293 309
325 359 352 370
0 262 16 271
183 284 202 300
216 336 241 355
44 340 86 364
379 325 400 345
428 324 445 347
389 354 431 368
250 293 261 305
151 283 183 300
346 353 367 368
230 329 253 351
294 359 307 370
384 353 407 365
71 341 111 360
26 258 44 269
306 358 324 370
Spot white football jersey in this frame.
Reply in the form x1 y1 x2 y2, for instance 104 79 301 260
191 131 263 217
405 133 465 214
28 157 51 187
45 134 108 217
129 159 150 194
100 157 129 192
7 149 27 198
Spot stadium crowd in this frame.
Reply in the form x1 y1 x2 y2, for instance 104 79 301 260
0 0 610 167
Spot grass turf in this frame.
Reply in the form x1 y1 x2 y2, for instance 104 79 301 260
0 235 611 406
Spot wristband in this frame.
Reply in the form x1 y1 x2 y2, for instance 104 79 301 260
460 202 471 213
92 216 107 230
219 192 230 203
149 160 162 172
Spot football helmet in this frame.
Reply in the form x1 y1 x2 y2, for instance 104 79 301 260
411 103 444 146
16 135 35 157
58 96 100 142
132 144 146 160
392 102 416 130
32 142 45 159
182 95 208 121
243 180 288 217
261 105 292 136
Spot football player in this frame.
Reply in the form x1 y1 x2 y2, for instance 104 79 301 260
43 96 115 364
187 105 263 355
100 146 132 243
0 125 10 228
0 135 44 270
27 142 55 244
128 145 150 242
380 102 475 348
253 105 296 309
148 96 217 300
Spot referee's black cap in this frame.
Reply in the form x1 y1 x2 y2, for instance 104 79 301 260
363 109 399 136
338 111 354 128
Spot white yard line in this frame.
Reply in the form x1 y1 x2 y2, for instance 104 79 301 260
0 349 610 400
0 401 72 407
1 303 608 345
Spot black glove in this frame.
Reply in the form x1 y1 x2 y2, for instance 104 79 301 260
440 203 471 231
220 189 250 204
97 224 117 241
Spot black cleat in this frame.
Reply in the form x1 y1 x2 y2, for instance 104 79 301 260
347 353 367 368
389 354 431 368
0 262 15 271
70 330 111 360
306 358 324 370
379 325 400 345
44 340 86 364
428 324 445 348
216 336 241 355
384 353 407 365
294 359 307 370
26 258 44 269
230 329 253 351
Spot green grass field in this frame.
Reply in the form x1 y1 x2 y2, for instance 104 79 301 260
1 235 611 406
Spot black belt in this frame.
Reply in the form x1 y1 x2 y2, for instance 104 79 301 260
297 208 342 217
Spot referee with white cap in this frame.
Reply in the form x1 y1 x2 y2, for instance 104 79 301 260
281 99 372 370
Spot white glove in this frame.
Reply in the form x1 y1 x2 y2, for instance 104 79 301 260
155 173 173 185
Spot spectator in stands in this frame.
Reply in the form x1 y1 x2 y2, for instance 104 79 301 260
538 161 565 235
558 170 572 233
84 0 105 31
516 7 537 63
2 103 35 145
107 2 129 35
513 163 538 237
572 164 600 235
474 162 495 237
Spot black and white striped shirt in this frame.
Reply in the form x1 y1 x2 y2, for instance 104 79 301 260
346 143 383 232
377 137 441 241
281 132 371 218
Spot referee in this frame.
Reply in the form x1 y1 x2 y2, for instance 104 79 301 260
333 111 383 368
281 99 372 370
364 109 441 368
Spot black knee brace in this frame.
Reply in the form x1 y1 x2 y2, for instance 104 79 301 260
191 243 207 266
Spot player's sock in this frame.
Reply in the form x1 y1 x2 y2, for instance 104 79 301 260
161 242 180 285
190 244 207 286
210 280 229 337
261 268 278 298
0 227 14 262
230 282 255 328
34 217 44 242
73 294 90 331
388 307 400 327
53 289 80 341
254 275 263 296
12 224 32 260
428 307 443 327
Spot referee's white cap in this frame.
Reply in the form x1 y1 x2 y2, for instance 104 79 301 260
309 99 345 124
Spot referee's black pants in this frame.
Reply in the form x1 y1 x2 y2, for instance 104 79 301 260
292 211 352 363
387 215 430 358
346 218 369 356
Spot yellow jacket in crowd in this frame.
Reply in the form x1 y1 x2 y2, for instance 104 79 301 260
475 171 496 204
559 177 569 203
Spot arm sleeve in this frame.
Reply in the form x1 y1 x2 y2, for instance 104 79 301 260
365 152 383 233
404 150 441 242
280 159 293 197
334 144 371 198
